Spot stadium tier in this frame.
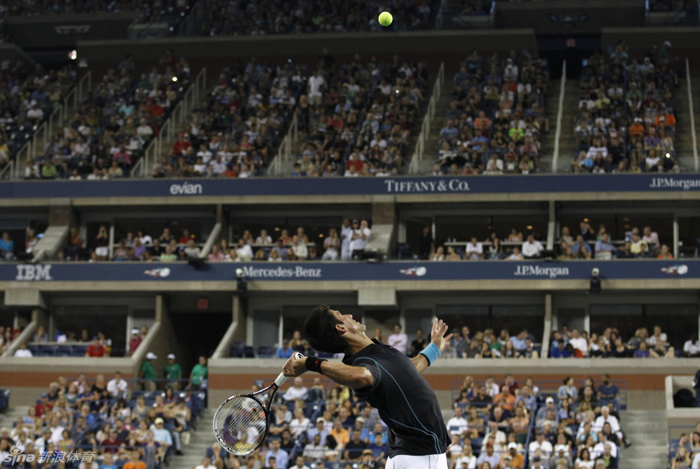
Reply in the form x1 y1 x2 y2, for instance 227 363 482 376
3 4 700 469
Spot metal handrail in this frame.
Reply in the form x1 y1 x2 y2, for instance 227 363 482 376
0 160 13 180
409 61 444 174
271 110 298 176
551 60 566 173
13 140 32 179
686 58 698 172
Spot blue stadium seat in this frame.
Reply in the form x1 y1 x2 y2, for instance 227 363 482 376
73 345 88 355
257 346 273 358
242 346 255 358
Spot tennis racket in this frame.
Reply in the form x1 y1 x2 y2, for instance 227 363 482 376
213 352 304 455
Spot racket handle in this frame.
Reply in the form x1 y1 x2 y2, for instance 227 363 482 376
274 352 305 387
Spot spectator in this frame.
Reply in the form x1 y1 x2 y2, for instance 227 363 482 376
106 372 128 399
276 339 294 358
164 354 182 389
409 329 428 357
0 232 14 260
86 338 106 357
350 220 371 259
284 377 308 402
466 237 484 260
140 352 158 392
322 229 341 260
14 342 32 357
521 234 543 259
446 406 468 436
387 324 408 355
190 355 208 389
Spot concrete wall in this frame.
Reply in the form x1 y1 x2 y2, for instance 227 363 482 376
666 375 700 437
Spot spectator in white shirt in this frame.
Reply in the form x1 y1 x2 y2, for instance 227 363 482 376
568 329 589 357
642 226 659 246
340 219 353 261
13 342 32 357
485 376 500 397
685 335 700 357
466 237 483 260
289 407 311 439
235 238 253 261
528 430 553 463
137 119 154 138
48 417 65 444
506 246 524 260
521 234 543 259
195 456 217 469
107 371 128 399
308 71 324 106
593 406 621 440
284 377 309 402
292 235 308 260
446 406 468 436
387 324 408 354
256 230 273 245
209 154 227 176
349 220 371 256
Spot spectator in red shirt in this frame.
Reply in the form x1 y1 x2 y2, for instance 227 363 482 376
86 338 106 357
34 394 53 418
128 328 141 356
172 134 191 156
345 153 364 173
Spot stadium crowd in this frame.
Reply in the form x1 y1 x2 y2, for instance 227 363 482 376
572 41 680 174
0 62 77 174
25 52 189 181
152 57 305 179
289 57 427 178
669 421 700 469
52 219 370 262
432 50 549 176
549 324 700 359
0 364 208 469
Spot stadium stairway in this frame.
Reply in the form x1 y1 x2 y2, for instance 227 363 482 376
0 405 29 431
619 410 667 469
553 78 582 173
537 78 561 173
412 73 459 175
172 407 215 469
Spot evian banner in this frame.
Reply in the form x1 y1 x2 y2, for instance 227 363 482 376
2 174 700 200
0 261 697 283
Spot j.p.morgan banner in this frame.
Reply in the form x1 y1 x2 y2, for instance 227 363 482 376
2 260 698 283
1 174 700 200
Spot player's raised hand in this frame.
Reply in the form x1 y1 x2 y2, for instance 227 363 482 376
282 353 307 378
430 318 453 353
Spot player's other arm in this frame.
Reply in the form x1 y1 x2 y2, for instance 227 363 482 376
283 357 373 390
411 318 452 374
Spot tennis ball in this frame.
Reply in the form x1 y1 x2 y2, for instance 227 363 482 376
378 11 393 26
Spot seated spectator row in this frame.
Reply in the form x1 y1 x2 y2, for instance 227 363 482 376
558 221 670 259
0 62 77 174
58 219 371 262
549 324 699 358
572 41 680 174
433 50 550 176
13 325 147 358
28 52 190 180
291 57 428 178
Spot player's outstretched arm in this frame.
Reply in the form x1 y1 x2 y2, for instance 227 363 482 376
282 355 373 390
410 318 453 374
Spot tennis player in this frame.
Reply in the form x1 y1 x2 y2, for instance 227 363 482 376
281 306 452 469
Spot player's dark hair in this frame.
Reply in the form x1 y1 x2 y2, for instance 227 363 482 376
304 305 347 353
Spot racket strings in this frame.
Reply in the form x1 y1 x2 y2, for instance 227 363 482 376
215 396 267 454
